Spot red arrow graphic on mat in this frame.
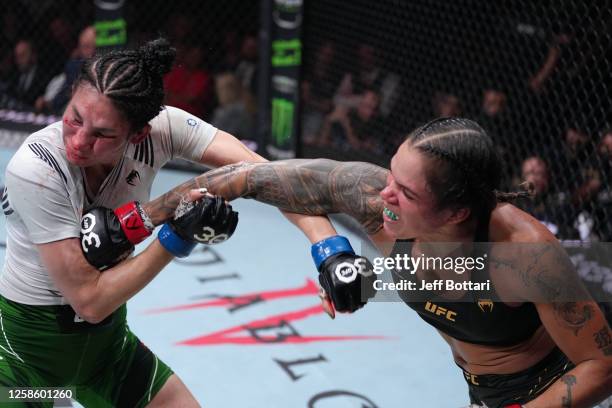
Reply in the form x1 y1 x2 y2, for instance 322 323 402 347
144 278 320 314
176 305 389 346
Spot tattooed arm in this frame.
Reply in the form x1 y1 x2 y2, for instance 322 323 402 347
141 159 389 235
492 239 612 407
196 130 338 243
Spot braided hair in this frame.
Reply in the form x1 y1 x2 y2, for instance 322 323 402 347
76 38 176 132
406 117 531 223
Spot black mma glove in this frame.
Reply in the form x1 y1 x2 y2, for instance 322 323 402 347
311 235 376 313
158 195 239 257
80 207 135 271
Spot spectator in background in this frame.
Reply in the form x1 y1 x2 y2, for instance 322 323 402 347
35 25 96 114
164 44 214 118
319 88 383 152
564 127 600 205
333 43 400 118
302 41 340 145
526 23 610 140
598 130 612 180
219 31 241 72
592 129 612 241
164 12 196 56
0 2 32 52
475 87 516 186
431 91 462 118
0 48 13 102
5 39 52 110
528 33 572 95
481 88 507 118
477 88 509 138
518 156 577 239
211 72 254 141
41 12 76 76
235 33 258 98
73 0 95 34
0 0 42 109
548 126 601 241
551 127 594 190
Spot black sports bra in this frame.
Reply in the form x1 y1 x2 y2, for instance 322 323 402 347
388 226 542 346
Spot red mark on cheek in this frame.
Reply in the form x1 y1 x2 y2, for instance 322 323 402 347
63 118 77 129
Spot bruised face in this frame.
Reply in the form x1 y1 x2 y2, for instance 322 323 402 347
379 142 454 239
62 84 137 168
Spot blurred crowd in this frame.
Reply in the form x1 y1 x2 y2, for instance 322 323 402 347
300 1 612 243
1 0 611 242
0 1 259 142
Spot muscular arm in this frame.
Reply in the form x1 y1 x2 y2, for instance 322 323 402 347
39 188 216 324
39 237 174 323
200 131 337 242
142 159 389 235
492 241 612 407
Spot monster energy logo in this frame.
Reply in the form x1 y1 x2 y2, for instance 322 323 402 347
272 39 301 67
274 0 301 12
95 18 127 47
271 98 294 146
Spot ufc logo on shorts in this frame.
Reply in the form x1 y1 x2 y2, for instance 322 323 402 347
334 258 369 283
81 213 101 253
193 226 229 244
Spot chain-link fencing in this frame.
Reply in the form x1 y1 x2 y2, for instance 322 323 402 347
301 0 612 244
0 0 259 147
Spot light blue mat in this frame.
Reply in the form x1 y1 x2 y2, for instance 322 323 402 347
0 148 467 407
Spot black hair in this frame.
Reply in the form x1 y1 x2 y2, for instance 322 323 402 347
76 38 176 131
405 117 531 223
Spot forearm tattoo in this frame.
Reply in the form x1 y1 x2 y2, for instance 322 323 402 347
561 374 576 408
142 161 254 225
594 326 612 356
141 159 388 233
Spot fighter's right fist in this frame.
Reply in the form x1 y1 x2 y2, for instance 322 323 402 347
312 235 376 315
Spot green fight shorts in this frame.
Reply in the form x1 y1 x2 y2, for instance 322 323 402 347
0 295 173 408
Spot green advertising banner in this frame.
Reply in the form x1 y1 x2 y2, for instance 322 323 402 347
264 0 303 159
94 0 127 51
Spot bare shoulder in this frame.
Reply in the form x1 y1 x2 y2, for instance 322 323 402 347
490 203 556 244
488 203 586 303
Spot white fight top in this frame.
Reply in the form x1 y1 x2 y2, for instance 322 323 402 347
1 106 217 305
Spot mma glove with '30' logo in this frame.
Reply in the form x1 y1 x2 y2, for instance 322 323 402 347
311 235 376 313
158 195 239 258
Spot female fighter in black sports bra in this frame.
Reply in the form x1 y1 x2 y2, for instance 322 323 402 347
144 117 612 407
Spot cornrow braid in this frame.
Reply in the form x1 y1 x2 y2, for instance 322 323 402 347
495 181 536 203
405 117 501 220
77 38 176 131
